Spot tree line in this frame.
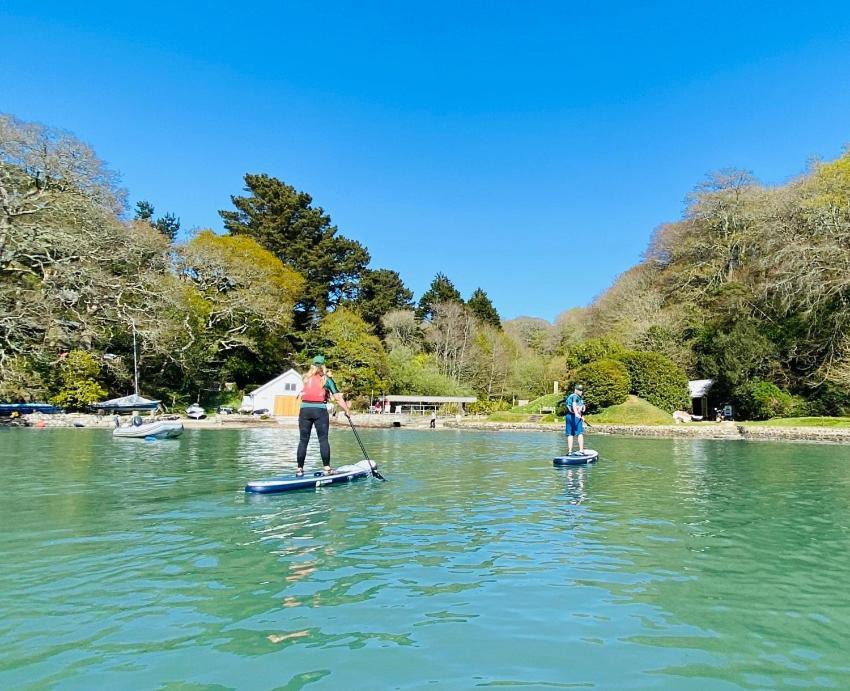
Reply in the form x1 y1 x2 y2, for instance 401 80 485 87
572 158 850 418
0 113 548 409
4 111 848 419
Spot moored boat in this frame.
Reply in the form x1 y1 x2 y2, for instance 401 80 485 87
113 419 184 439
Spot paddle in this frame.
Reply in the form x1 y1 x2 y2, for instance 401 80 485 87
345 414 386 481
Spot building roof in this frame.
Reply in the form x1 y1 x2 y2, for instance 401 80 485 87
688 379 714 398
248 368 300 396
91 393 160 411
383 395 477 404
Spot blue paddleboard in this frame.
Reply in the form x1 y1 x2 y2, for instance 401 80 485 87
553 450 599 466
245 460 375 494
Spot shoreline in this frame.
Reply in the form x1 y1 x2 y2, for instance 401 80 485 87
7 412 850 443
444 419 850 444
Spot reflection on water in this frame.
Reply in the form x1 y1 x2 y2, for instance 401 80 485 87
2 428 850 688
560 466 589 505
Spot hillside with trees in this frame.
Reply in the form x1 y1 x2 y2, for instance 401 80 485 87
2 111 849 419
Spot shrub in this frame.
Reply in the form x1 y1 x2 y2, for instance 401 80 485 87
736 380 794 420
467 399 511 415
563 338 626 370
615 350 690 412
48 351 107 411
571 358 630 412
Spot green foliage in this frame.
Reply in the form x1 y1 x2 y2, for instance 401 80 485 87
134 200 154 221
220 174 370 323
416 272 463 321
387 347 468 396
154 212 180 241
353 268 414 334
586 395 673 425
133 201 180 241
313 308 388 395
564 338 626 370
805 383 850 417
745 416 850 428
615 350 690 412
736 380 794 420
466 399 510 415
694 319 779 402
507 353 547 400
510 392 564 413
571 358 630 412
0 356 47 401
467 288 501 328
48 351 107 411
488 411 533 422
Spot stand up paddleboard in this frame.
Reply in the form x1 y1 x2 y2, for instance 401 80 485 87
553 450 599 466
245 459 377 494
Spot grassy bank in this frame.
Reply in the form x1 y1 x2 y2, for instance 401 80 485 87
490 394 675 426
745 417 850 428
586 395 672 425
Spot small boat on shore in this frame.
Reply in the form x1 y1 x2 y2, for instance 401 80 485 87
186 403 206 420
113 418 184 439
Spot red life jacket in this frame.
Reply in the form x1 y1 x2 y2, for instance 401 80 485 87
301 374 327 403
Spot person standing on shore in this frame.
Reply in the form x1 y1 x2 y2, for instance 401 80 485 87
565 384 586 455
296 355 352 476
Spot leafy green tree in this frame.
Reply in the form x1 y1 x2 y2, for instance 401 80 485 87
571 358 630 412
312 308 388 395
615 350 690 411
507 352 548 400
694 319 779 404
220 174 370 325
736 380 794 420
164 231 305 393
416 272 462 321
387 347 467 396
49 351 107 410
353 268 414 334
564 337 626 370
467 288 501 328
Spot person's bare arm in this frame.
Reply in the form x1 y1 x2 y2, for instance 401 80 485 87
333 392 351 416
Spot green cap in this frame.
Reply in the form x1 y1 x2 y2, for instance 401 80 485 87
312 355 326 365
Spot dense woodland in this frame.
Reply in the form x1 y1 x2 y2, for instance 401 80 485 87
2 113 849 418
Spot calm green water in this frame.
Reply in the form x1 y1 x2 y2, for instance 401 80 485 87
2 428 850 689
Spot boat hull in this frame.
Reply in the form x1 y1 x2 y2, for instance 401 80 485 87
113 421 184 439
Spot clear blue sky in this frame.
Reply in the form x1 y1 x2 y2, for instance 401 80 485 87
4 2 850 321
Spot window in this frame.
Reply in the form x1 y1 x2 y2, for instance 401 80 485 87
284 383 296 392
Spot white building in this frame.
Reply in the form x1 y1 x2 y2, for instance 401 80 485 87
241 368 303 416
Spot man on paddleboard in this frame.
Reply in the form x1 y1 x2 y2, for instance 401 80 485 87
565 384 586 455
296 355 352 476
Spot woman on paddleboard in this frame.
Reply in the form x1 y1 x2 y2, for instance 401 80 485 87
296 355 352 476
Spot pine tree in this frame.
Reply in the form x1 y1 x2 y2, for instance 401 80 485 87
134 200 155 221
220 174 369 325
467 287 501 328
416 272 463 321
154 212 181 241
353 268 414 334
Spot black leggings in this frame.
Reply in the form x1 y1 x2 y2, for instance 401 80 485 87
296 406 330 468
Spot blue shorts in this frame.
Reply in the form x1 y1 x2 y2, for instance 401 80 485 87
566 415 583 436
